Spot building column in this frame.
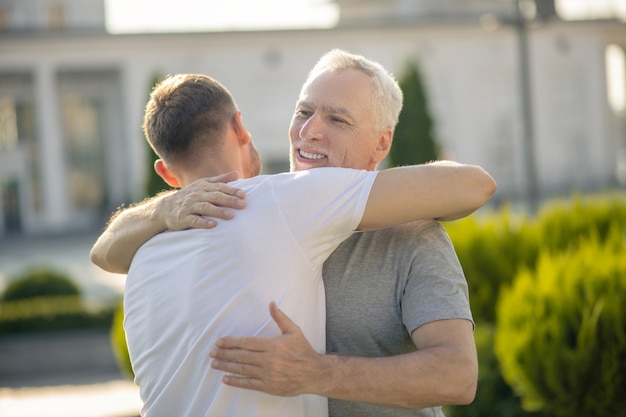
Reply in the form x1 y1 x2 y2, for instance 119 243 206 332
35 64 69 232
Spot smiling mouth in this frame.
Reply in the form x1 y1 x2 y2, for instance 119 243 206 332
299 149 326 160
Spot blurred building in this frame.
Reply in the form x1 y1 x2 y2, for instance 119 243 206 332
0 0 625 236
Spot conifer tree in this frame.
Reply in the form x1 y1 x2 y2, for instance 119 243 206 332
389 60 438 167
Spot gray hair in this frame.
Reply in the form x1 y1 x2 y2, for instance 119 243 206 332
301 49 403 132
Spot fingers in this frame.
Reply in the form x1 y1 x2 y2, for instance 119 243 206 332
214 335 266 351
196 174 246 199
269 302 298 335
209 335 269 375
160 177 247 230
208 170 241 184
200 190 246 212
186 179 246 211
221 375 270 393
210 350 261 377
209 349 296 396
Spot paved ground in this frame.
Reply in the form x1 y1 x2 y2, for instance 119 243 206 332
0 380 141 417
0 330 142 417
0 232 142 417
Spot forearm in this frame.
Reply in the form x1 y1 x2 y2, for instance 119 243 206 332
90 193 172 274
435 208 476 222
361 161 496 230
430 161 496 220
312 345 477 409
90 176 246 274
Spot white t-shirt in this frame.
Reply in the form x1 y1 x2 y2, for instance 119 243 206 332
124 168 378 417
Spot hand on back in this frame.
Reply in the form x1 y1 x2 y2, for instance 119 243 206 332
159 171 246 230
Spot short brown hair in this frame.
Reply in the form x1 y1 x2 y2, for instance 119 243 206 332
142 74 238 164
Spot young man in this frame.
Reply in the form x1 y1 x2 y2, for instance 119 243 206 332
92 50 496 416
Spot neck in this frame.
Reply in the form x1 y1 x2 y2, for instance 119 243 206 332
178 162 242 188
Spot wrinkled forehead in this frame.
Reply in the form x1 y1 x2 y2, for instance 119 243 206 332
301 68 373 96
298 69 374 114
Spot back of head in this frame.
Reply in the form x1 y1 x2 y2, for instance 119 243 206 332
302 49 403 132
143 74 238 165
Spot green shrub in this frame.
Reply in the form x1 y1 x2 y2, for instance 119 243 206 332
2 267 81 301
494 231 626 417
443 207 539 323
445 194 626 323
0 295 114 333
111 300 134 379
0 267 115 333
536 193 626 254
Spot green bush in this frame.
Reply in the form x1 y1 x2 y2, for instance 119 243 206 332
0 267 115 333
0 295 114 333
443 207 539 323
535 193 626 254
2 267 81 301
494 230 626 417
445 193 626 323
111 300 134 379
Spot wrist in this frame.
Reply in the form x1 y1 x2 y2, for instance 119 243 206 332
148 191 175 231
309 353 345 397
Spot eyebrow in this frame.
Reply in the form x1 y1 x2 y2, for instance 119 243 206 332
297 101 354 119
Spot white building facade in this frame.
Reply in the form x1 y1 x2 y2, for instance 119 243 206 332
0 0 625 236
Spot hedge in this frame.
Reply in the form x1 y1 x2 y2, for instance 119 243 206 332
2 267 81 301
494 230 626 417
444 193 626 323
0 267 115 334
110 300 134 379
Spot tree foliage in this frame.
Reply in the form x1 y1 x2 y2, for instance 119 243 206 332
495 230 626 417
389 60 438 167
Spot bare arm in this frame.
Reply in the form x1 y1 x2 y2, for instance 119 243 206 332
210 303 477 408
90 172 245 274
359 160 496 231
91 161 493 273
312 318 477 408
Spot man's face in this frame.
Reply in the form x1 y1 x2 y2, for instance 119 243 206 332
289 68 387 172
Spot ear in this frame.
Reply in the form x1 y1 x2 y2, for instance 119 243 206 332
231 111 251 145
154 159 181 188
371 130 393 165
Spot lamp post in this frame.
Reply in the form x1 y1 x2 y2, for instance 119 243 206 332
514 0 540 213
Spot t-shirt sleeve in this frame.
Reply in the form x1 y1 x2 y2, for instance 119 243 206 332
271 167 378 265
402 222 474 333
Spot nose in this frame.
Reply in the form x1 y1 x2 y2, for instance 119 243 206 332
299 113 323 141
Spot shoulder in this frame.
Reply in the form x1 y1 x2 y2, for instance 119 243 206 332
344 220 455 257
333 219 444 253
241 168 376 194
286 167 374 181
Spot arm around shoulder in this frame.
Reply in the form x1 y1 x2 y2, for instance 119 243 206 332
90 193 173 274
90 175 247 274
358 161 496 230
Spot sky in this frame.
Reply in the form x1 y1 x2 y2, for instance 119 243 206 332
103 0 626 34
104 0 339 33
558 0 626 20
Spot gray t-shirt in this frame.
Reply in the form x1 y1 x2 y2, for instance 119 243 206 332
323 219 473 417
